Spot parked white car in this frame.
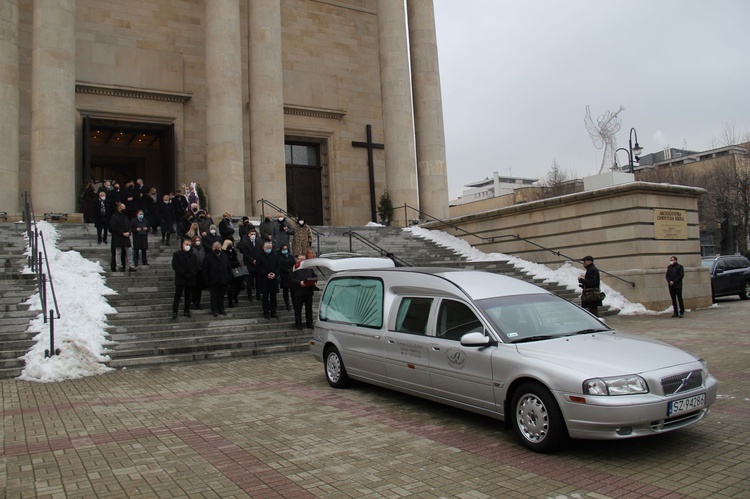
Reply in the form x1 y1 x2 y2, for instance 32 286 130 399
303 258 718 453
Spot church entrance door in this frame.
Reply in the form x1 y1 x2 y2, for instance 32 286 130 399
83 117 175 196
285 142 323 225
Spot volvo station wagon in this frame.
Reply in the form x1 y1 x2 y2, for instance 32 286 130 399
303 258 718 453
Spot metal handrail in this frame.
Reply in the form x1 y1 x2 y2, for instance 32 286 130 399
255 198 323 255
343 230 411 267
22 192 61 356
399 203 635 288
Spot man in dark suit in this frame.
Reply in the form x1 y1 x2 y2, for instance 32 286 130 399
109 202 133 272
237 229 263 301
202 241 233 317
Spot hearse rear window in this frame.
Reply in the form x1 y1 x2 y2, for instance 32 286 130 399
319 277 384 328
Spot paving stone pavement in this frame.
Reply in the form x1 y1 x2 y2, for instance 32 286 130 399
1 298 748 498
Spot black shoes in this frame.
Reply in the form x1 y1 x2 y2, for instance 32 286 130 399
128 267 137 272
184 311 192 318
264 312 271 319
295 324 304 330
172 312 178 319
270 312 278 319
213 312 219 317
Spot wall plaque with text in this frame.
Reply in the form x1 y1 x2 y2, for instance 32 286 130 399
653 209 688 239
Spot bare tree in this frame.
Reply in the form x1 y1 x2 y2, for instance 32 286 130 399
525 160 581 201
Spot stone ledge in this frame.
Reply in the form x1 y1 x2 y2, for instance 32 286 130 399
76 82 193 103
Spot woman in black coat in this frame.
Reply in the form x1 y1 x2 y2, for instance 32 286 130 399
223 239 242 308
171 238 198 318
256 241 280 319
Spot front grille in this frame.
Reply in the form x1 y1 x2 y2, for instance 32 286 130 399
660 369 703 395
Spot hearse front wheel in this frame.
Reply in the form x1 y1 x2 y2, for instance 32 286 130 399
511 382 568 453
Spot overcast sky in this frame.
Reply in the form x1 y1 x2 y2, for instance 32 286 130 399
432 0 750 199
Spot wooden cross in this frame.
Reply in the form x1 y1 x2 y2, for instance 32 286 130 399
352 124 384 222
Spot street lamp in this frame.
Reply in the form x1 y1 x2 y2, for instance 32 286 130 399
628 127 643 174
614 147 631 171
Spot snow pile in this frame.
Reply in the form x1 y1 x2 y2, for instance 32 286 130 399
18 221 117 382
404 225 654 315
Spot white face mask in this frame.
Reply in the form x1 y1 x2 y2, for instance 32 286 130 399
277 217 284 222
210 229 216 235
183 245 191 252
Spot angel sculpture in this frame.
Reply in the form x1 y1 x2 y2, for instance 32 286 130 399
584 105 624 173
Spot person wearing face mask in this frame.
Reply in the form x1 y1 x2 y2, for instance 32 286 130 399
109 202 133 272
202 223 222 249
666 256 685 318
196 210 214 237
259 213 274 242
278 244 296 311
238 216 255 240
159 194 176 245
292 216 313 259
272 213 295 251
202 241 233 317
256 241 280 319
130 209 151 267
237 229 263 301
191 235 206 310
93 191 111 244
171 238 198 319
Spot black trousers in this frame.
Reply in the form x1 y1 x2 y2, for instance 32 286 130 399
261 292 277 315
669 285 684 315
173 285 193 313
209 285 227 314
96 226 108 243
293 294 313 326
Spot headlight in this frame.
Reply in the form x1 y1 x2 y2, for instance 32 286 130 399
583 375 648 395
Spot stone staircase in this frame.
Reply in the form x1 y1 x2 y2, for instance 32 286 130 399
0 223 38 378
0 222 616 378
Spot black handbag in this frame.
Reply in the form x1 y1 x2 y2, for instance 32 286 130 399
232 266 249 278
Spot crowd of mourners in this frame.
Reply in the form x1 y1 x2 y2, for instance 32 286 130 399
82 180 318 330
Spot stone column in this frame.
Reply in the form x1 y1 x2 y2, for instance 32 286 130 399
0 0 20 215
30 0 77 214
377 0 418 226
407 0 449 220
205 0 245 215
248 0 286 216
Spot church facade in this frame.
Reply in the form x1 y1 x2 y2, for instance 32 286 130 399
0 0 449 225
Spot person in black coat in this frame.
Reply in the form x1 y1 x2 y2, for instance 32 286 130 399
256 241 280 319
93 191 111 244
223 239 242 308
130 210 150 266
145 187 160 234
82 182 97 223
109 202 133 272
172 189 189 220
171 238 199 318
666 256 685 318
191 235 206 310
278 244 296 311
123 181 139 219
290 253 318 329
218 212 236 243
237 229 263 301
159 195 176 245
202 241 233 317
578 255 602 317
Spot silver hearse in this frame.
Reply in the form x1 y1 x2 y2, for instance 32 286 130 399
304 257 718 453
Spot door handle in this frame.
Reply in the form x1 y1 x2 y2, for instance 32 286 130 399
429 343 440 351
387 339 395 344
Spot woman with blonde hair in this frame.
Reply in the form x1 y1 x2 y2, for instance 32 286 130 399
223 239 242 308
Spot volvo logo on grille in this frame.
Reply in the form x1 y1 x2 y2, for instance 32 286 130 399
674 371 692 394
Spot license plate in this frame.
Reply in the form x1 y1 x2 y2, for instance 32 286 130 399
668 394 705 416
